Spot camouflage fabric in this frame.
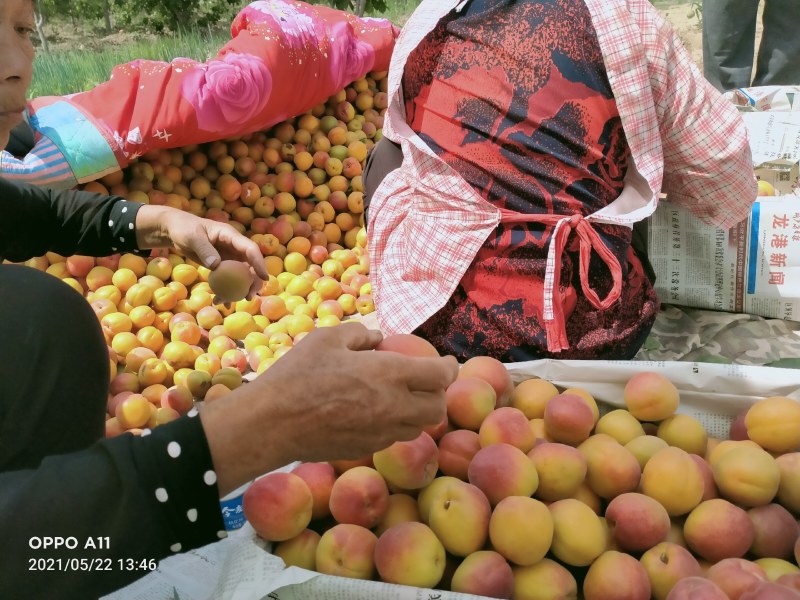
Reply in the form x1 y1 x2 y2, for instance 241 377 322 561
358 305 800 367
635 305 800 368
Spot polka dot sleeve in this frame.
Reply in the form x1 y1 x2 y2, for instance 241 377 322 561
0 178 152 261
130 410 227 553
105 199 149 256
0 409 231 596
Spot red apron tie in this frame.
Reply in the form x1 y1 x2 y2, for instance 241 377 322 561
498 208 624 353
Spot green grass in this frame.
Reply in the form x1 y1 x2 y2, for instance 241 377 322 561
30 1 422 98
374 0 421 24
30 28 232 97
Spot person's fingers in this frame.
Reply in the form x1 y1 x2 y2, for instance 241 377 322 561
393 355 459 392
244 245 270 282
328 321 384 351
401 389 448 426
221 227 270 281
246 274 262 300
192 236 222 270
230 235 269 282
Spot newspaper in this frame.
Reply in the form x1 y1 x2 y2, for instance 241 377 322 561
100 532 242 600
646 105 800 319
647 196 800 320
103 359 800 600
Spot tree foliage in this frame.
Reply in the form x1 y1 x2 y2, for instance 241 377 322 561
111 0 242 32
34 0 396 47
311 0 389 16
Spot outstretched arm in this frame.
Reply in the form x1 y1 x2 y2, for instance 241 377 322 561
1 323 457 598
0 178 269 294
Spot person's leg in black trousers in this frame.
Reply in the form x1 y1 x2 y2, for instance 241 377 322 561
753 0 800 87
0 265 108 471
702 0 760 90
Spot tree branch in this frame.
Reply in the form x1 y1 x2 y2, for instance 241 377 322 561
33 5 49 54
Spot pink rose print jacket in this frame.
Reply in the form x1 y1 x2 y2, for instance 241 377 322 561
0 0 398 189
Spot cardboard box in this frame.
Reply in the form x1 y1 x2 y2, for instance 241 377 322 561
725 85 800 112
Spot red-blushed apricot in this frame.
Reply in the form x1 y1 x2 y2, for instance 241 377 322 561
684 498 755 562
450 550 514 598
705 558 767 600
665 576 728 600
740 579 800 600
291 462 336 521
605 492 671 553
478 406 536 452
578 434 642 500
438 429 481 481
243 472 313 542
583 551 651 600
375 333 440 357
748 503 800 559
373 432 439 491
160 385 194 415
468 443 538 506
315 523 377 580
458 356 514 407
328 466 389 529
445 377 497 431
374 522 446 588
623 372 680 422
544 393 596 446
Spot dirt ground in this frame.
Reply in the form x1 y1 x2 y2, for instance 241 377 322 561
658 2 705 67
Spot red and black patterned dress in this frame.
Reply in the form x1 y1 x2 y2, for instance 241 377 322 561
403 0 659 362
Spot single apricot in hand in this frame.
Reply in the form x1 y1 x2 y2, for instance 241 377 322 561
208 260 252 304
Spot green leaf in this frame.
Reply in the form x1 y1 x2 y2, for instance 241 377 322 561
765 358 800 369
640 336 661 351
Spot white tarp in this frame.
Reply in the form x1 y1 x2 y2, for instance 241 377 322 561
104 359 800 600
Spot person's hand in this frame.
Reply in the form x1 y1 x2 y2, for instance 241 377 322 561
200 322 459 496
135 205 268 298
260 323 459 459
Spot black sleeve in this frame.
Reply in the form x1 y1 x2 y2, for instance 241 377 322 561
0 177 146 262
0 413 227 600
6 121 36 157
